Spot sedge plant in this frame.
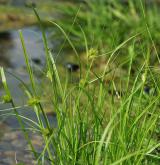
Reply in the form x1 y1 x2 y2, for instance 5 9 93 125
0 3 160 165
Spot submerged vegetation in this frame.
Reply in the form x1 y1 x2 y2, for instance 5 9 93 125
0 0 160 164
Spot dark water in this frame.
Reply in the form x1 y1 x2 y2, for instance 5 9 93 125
0 26 57 165
0 26 48 110
0 27 46 68
0 2 62 164
1 0 73 164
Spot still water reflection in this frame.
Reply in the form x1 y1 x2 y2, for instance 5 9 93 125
0 26 56 164
0 27 45 69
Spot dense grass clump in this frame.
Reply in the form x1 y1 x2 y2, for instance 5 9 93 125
0 1 160 164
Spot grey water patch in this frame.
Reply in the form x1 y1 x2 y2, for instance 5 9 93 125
0 26 46 69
